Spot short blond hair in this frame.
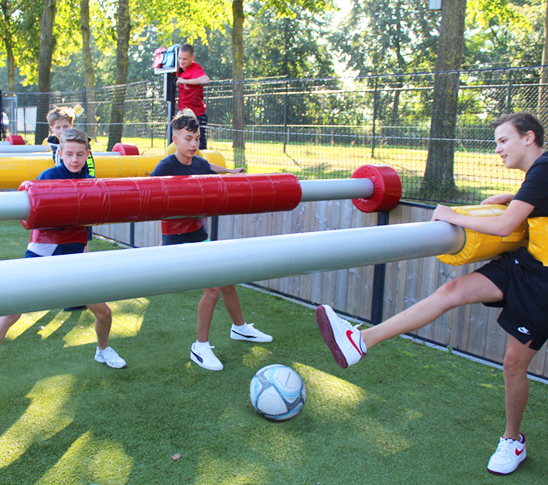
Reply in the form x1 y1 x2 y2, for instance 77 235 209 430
59 128 89 151
47 106 75 127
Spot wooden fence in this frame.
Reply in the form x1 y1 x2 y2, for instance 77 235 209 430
94 200 548 379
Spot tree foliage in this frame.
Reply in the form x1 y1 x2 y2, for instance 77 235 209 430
331 0 440 76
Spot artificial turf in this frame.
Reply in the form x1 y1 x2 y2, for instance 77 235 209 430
1 220 547 484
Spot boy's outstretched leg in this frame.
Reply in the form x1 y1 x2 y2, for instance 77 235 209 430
316 272 503 368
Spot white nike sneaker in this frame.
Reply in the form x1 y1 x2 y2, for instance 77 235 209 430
315 304 366 368
94 346 127 369
190 343 224 371
487 434 526 475
230 323 273 343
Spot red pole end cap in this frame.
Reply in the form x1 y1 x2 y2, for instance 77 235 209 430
7 134 25 145
112 143 140 156
351 164 401 213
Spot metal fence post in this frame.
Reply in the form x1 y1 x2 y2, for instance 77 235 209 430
371 77 378 159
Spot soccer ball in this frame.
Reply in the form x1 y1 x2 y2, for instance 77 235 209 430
249 364 306 421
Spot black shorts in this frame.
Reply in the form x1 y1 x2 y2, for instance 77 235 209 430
475 247 548 350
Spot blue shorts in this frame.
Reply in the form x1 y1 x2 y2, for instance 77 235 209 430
25 242 86 258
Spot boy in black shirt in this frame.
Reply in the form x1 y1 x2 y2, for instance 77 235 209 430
316 112 547 476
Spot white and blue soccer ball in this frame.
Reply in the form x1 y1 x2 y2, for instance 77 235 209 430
249 364 306 421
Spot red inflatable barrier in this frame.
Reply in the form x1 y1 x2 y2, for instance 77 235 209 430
18 174 302 229
112 143 140 155
351 164 401 213
7 134 24 145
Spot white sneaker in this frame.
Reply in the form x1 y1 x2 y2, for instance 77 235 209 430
230 323 273 343
487 434 526 475
315 304 366 369
190 343 224 371
94 346 127 369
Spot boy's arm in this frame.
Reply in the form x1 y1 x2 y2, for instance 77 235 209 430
432 199 534 237
481 193 514 205
209 163 245 175
177 75 210 85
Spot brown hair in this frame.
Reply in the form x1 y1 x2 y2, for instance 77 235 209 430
47 106 75 127
491 112 544 148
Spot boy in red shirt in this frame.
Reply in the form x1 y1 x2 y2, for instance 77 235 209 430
177 44 209 149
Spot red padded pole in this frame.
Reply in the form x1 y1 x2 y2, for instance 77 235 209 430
19 174 302 229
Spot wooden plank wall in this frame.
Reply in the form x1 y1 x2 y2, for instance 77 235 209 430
93 201 548 378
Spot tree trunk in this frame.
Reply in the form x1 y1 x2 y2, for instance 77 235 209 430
107 0 131 151
538 0 548 128
35 0 57 145
422 0 467 200
80 0 97 140
231 0 246 165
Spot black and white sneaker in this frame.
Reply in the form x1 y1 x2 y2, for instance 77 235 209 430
230 323 273 342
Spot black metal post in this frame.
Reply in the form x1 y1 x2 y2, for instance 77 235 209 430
371 211 389 325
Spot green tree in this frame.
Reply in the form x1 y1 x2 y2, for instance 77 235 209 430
422 0 468 199
35 0 58 144
332 0 439 76
230 0 333 164
245 2 334 79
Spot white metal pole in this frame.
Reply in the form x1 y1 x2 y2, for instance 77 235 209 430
0 222 465 315
0 191 30 220
0 145 50 153
0 151 117 157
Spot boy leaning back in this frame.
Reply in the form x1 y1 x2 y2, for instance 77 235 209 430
316 112 548 475
150 112 272 371
0 129 126 369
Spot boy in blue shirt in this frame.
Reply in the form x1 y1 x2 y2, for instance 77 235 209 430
0 129 126 369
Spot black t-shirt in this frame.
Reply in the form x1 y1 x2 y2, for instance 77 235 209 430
149 154 215 177
513 151 548 217
150 154 215 244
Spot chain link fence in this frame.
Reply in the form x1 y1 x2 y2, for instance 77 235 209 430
2 66 546 204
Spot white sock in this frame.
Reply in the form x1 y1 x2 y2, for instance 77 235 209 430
194 340 210 349
359 336 367 354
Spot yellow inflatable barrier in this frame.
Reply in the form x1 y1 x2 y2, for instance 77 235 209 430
166 143 226 168
0 155 163 189
0 149 227 189
437 204 528 266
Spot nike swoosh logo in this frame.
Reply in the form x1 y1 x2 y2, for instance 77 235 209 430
515 446 525 456
346 330 363 355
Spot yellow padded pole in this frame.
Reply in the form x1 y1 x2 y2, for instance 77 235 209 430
437 204 527 266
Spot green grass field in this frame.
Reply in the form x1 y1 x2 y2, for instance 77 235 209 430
1 221 547 484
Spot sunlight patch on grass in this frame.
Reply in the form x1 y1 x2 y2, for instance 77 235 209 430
0 375 77 468
63 299 149 347
38 317 67 340
36 430 133 485
295 364 367 416
5 312 50 341
241 346 272 369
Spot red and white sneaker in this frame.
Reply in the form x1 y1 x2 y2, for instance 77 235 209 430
315 305 366 369
487 434 526 475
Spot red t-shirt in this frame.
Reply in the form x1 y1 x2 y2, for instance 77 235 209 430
177 62 207 116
